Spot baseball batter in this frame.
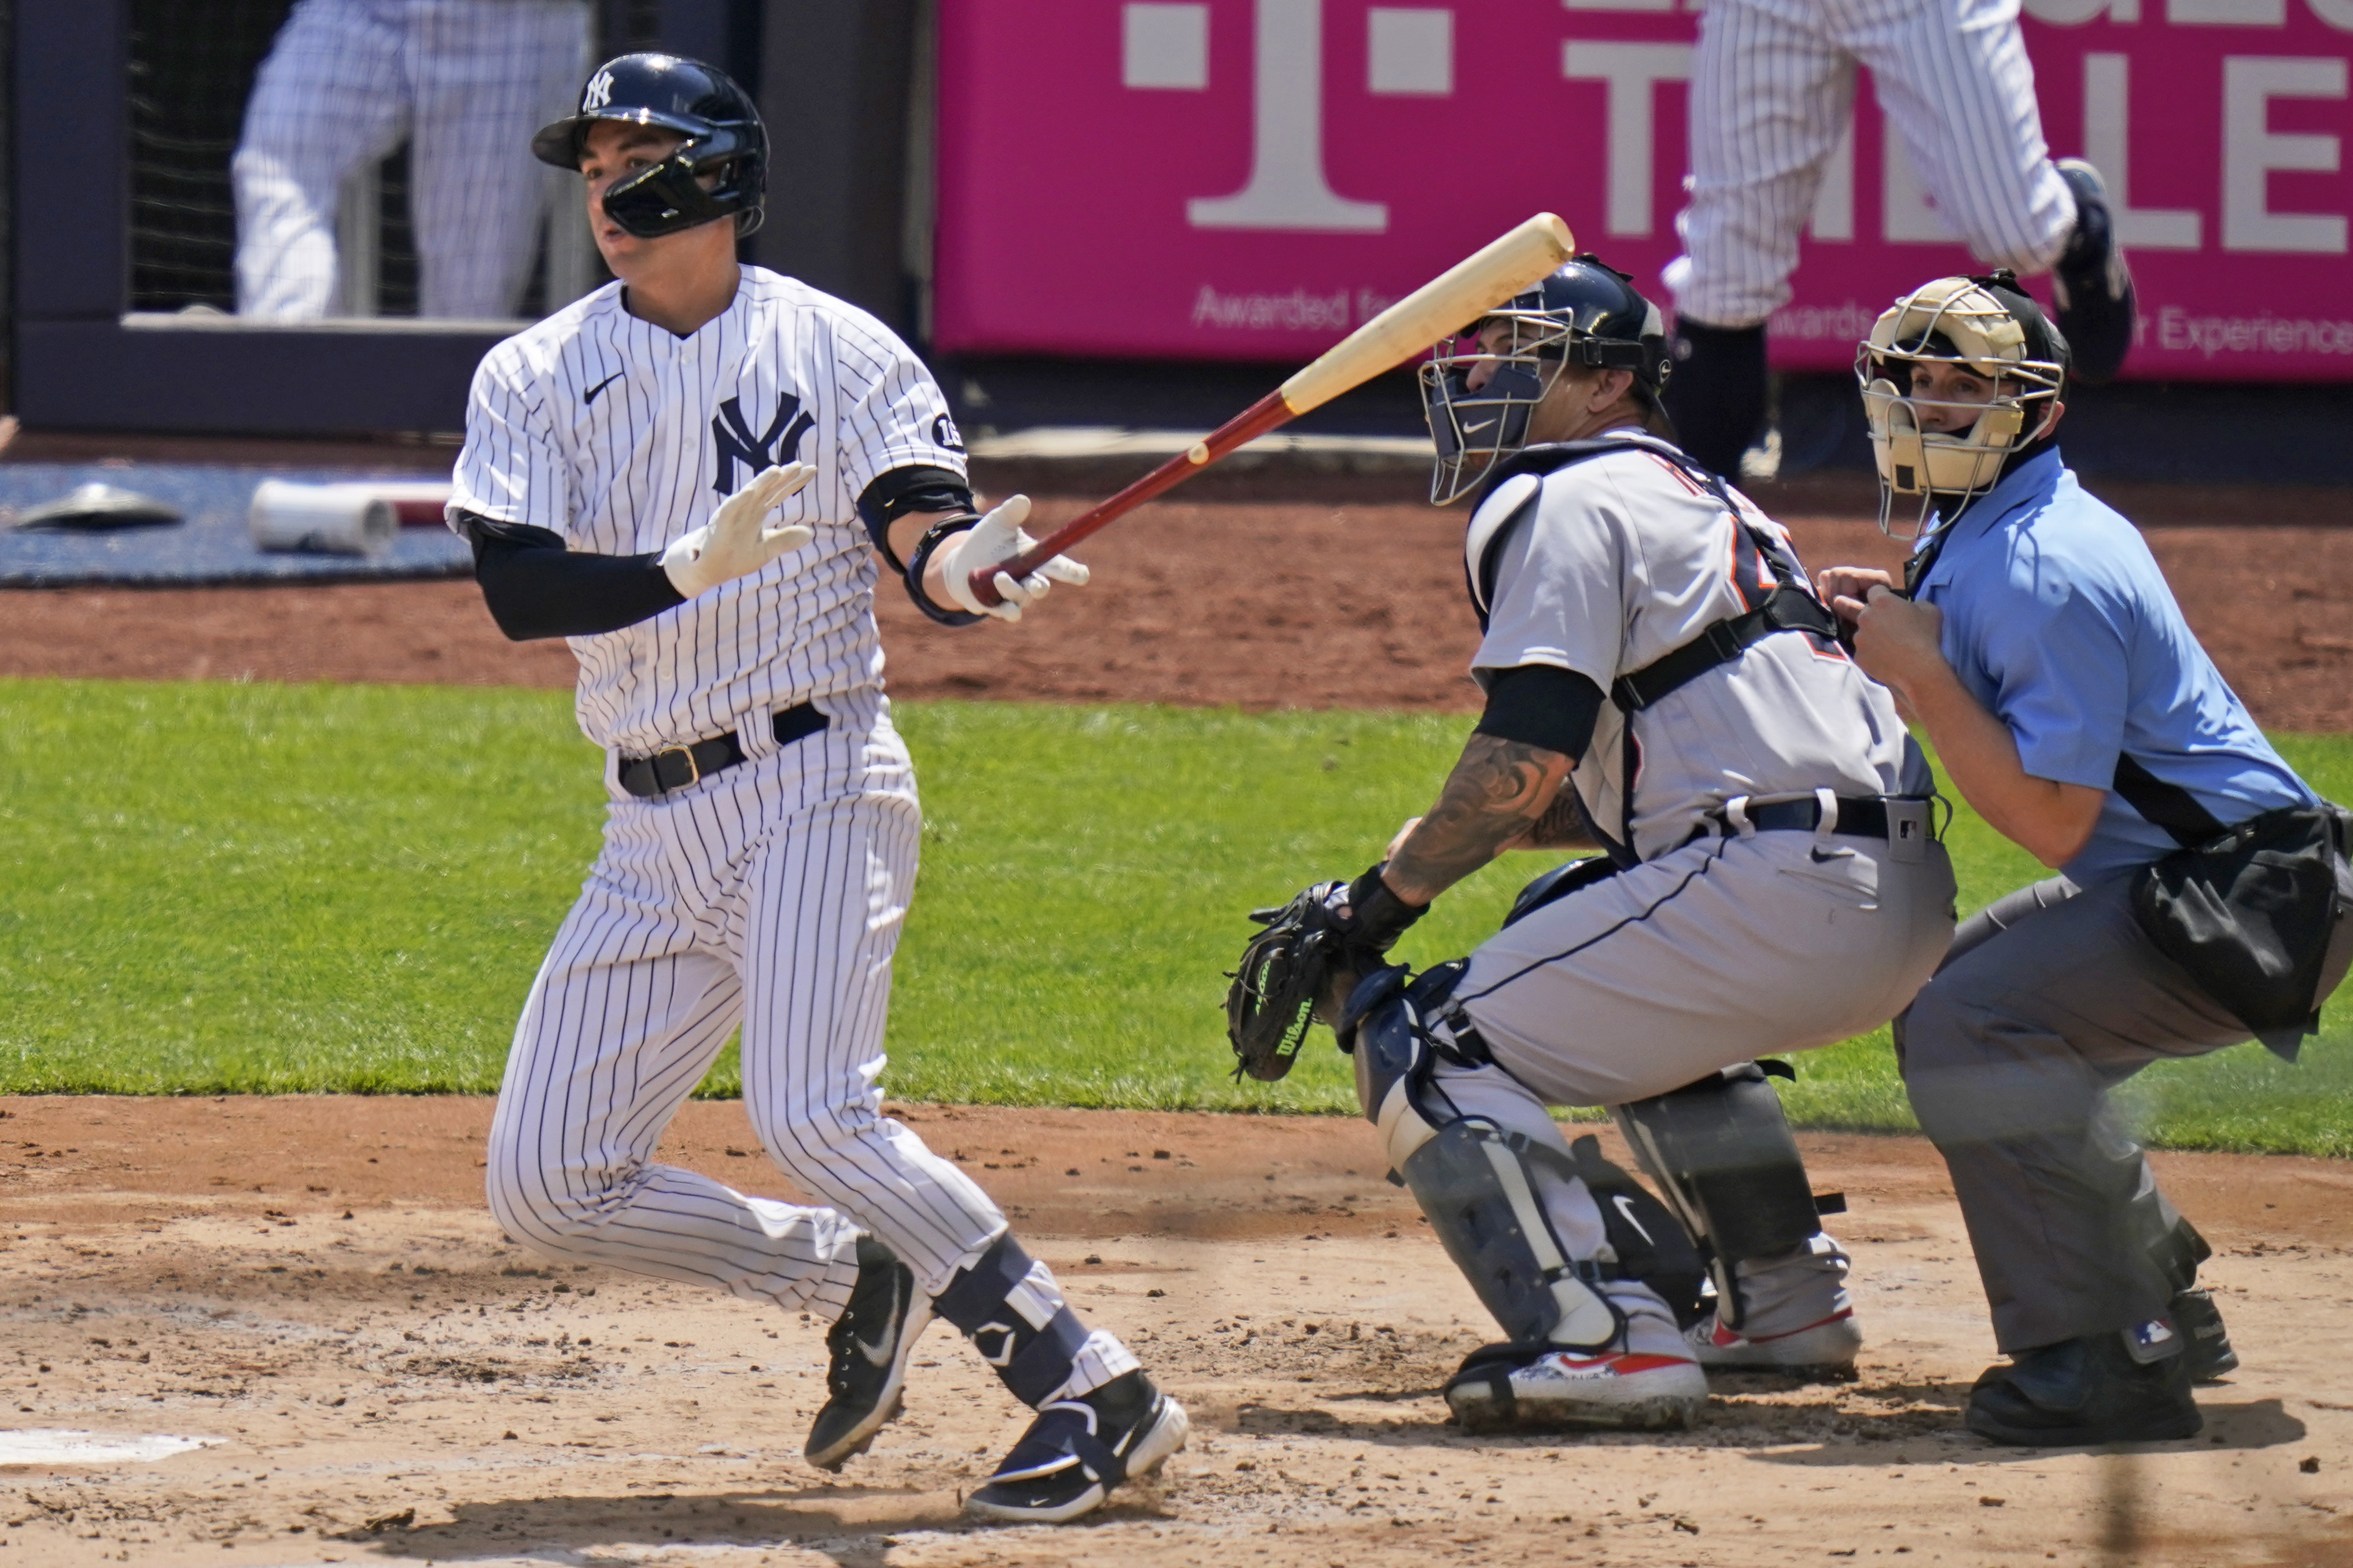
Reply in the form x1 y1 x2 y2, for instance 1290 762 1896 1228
234 0 589 319
1230 257 1958 1431
1658 0 2138 480
447 54 1185 1523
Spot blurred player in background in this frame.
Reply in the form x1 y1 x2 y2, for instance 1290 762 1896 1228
1659 0 2138 479
1822 273 2352 1445
233 0 590 318
449 53 1185 1522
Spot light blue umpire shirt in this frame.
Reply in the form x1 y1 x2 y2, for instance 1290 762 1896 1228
1906 447 2314 886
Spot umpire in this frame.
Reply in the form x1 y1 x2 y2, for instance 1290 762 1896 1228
1823 272 2353 1447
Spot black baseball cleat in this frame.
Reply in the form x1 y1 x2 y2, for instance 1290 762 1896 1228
2049 157 2136 383
964 1370 1190 1524
2173 1287 2240 1383
803 1235 933 1471
1967 1330 2200 1447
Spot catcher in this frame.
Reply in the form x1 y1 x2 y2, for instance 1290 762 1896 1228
1229 256 1958 1431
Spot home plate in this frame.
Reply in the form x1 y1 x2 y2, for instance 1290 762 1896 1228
0 1429 220 1464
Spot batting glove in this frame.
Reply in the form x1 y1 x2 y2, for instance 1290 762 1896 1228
934 495 1089 623
661 462 817 597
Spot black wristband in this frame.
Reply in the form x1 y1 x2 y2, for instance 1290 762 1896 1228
904 514 986 626
1345 862 1427 954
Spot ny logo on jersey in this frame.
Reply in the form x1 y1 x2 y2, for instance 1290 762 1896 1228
711 392 816 497
583 68 616 110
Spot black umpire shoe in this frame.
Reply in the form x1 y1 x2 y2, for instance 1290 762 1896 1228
2050 158 2137 383
2174 1287 2240 1382
1967 1331 2201 1447
804 1236 932 1471
964 1370 1191 1524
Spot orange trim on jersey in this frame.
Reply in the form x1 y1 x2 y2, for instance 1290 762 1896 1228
1646 452 1707 497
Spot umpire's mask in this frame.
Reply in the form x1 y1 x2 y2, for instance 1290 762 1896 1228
1857 273 2068 540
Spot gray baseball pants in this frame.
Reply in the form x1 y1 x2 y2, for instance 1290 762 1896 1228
1896 870 2349 1352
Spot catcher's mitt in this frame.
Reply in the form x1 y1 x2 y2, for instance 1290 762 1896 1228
1224 881 1355 1082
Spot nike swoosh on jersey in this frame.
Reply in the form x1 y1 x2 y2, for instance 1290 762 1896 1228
584 371 626 406
1611 1194 1655 1245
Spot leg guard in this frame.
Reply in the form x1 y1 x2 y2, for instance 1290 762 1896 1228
1345 966 1696 1352
1615 1062 1827 1329
932 1234 1092 1408
1564 1134 1710 1332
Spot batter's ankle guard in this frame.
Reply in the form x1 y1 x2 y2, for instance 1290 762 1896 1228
1614 1062 1827 1330
933 1235 1089 1408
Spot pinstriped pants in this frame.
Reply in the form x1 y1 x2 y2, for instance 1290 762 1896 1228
487 706 1013 1323
1665 0 2076 329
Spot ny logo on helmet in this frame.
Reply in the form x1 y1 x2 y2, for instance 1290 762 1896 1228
711 392 815 497
583 68 615 110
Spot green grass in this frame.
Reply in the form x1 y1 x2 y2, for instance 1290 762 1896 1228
1 679 2347 1153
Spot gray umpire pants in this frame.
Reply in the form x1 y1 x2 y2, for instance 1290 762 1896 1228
1895 870 2349 1353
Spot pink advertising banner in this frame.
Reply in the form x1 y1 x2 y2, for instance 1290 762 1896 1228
933 0 2353 379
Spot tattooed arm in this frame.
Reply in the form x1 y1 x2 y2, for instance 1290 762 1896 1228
1382 735 1576 905
1505 780 1600 853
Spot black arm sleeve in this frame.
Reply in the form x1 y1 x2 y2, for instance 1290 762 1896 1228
1474 663 1606 759
857 464 975 574
458 510 687 642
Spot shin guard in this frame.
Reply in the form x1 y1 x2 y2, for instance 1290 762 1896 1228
1615 1062 1825 1328
1347 967 1623 1351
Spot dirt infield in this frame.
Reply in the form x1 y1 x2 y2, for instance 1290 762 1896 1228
0 1097 2348 1566
3 496 2352 728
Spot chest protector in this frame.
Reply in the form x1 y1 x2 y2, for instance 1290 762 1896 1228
1463 436 1843 866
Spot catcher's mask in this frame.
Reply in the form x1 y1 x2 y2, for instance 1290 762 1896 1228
1857 272 2067 540
1420 254 1671 506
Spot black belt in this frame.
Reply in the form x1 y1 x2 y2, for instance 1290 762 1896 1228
618 703 827 799
1736 795 1898 839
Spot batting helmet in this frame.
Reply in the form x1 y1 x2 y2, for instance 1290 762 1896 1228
1420 254 1672 504
1855 271 2067 537
533 53 768 239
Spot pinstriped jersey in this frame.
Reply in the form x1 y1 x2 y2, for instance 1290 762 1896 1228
449 265 965 754
1467 430 1923 861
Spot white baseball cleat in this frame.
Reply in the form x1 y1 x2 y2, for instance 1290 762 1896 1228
1685 1309 1862 1374
1445 1346 1708 1432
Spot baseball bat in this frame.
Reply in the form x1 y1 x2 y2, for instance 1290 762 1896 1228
966 212 1578 608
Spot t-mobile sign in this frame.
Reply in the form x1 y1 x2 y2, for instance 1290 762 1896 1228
933 0 2353 379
